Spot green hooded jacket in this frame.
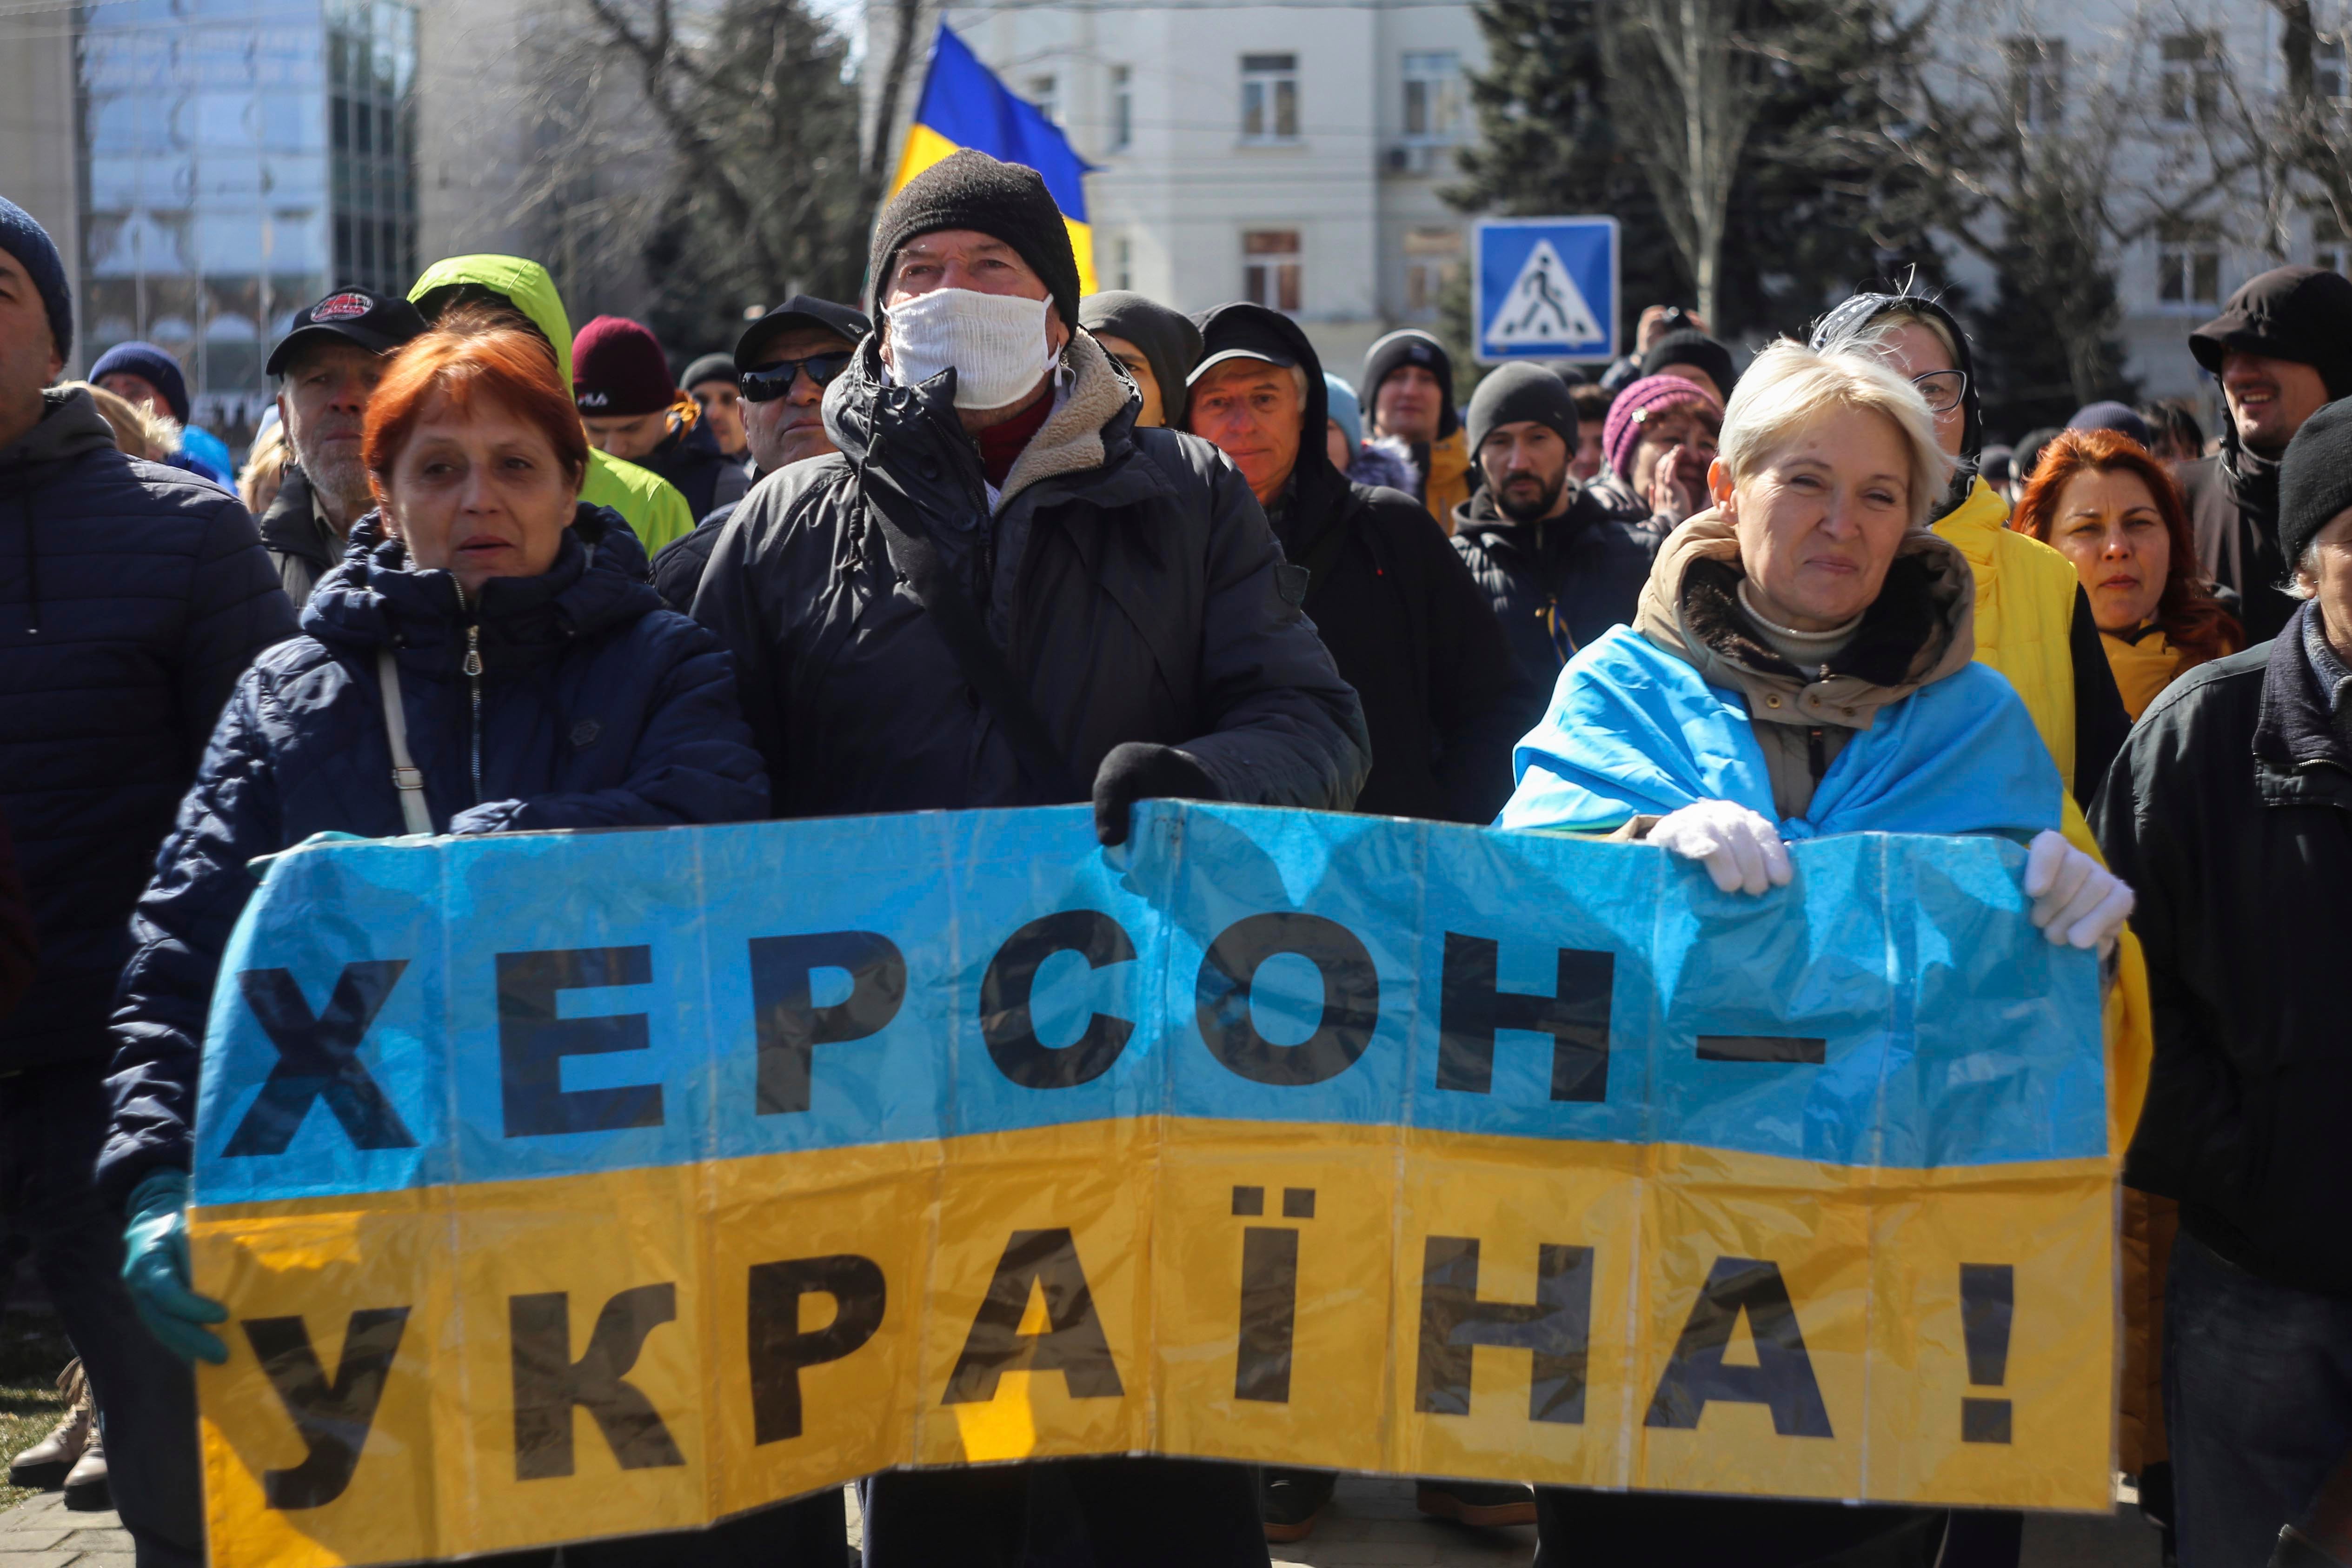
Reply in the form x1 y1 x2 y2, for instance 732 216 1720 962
407 255 696 556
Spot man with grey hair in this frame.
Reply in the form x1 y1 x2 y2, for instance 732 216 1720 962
257 288 427 602
2094 396 2352 1568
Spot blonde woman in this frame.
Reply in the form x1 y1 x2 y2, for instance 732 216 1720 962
1501 339 2136 1563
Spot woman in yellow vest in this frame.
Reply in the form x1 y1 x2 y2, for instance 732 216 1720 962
2014 429 2243 719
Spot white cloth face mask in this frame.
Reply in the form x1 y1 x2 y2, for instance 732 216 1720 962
883 287 1057 411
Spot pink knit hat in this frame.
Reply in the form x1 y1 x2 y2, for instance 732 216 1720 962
1603 373 1723 484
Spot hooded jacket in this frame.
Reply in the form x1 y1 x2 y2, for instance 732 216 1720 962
1197 304 1529 825
1450 483 1659 736
97 504 768 1200
1499 510 2054 838
690 326 1368 817
0 387 298 1072
2093 604 2352 1294
407 255 696 558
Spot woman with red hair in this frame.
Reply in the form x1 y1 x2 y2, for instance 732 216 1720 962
91 310 817 1565
2015 428 2243 719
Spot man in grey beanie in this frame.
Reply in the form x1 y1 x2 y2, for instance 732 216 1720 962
1450 364 1660 731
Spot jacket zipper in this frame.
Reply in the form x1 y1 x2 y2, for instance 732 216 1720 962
1806 724 1828 782
464 622 484 804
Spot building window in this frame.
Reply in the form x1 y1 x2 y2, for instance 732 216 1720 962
1401 50 1461 142
2005 35 2065 129
1110 65 1132 152
2157 221 2222 306
1244 229 1301 312
1113 233 1133 291
2160 33 2220 124
2319 33 2348 106
1027 74 1059 126
1402 226 1462 317
1241 53 1299 142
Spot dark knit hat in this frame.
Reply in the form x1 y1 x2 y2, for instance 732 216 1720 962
571 315 676 416
88 341 190 425
1603 373 1721 484
2279 397 2352 570
2067 400 2152 449
868 150 1083 332
1079 290 1202 416
0 196 71 362
681 352 739 392
1466 363 1578 455
2191 266 2352 402
1357 328 1458 439
1639 329 1738 399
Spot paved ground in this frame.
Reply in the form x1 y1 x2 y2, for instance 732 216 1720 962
2 1473 2164 1567
0 1488 133 1566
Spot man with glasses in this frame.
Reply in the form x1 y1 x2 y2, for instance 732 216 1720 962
651 295 868 611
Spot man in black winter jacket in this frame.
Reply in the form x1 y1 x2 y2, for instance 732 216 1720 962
1450 364 1658 736
2185 266 2352 645
1187 303 1529 827
0 200 297 1567
691 152 1365 1568
2093 398 2352 1568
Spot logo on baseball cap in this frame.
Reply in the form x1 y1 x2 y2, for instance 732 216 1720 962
310 291 376 321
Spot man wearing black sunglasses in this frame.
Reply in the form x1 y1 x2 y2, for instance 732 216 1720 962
652 295 869 610
737 294 870 477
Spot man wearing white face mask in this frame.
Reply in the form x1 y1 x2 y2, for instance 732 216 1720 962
690 152 1366 1565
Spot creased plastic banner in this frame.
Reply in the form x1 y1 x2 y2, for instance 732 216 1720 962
188 804 2113 1566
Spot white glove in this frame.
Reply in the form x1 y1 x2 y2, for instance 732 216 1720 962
2022 830 2134 954
1650 800 1793 896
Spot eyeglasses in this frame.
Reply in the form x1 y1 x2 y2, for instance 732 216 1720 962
740 353 854 402
1912 370 1969 414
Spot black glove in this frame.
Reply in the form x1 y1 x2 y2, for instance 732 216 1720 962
1091 742 1221 846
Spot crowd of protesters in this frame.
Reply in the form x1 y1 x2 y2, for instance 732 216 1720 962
1 149 2349 1568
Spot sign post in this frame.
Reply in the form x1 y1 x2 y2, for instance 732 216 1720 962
1474 216 1620 365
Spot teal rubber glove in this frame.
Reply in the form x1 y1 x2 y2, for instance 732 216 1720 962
122 1169 229 1365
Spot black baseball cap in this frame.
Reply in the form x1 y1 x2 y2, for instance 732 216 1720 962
737 295 871 369
1186 312 1299 385
266 287 428 376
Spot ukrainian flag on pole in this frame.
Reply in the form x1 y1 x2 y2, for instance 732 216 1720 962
891 21 1098 295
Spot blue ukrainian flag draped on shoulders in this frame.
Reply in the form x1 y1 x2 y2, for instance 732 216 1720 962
891 22 1097 294
1499 625 2061 840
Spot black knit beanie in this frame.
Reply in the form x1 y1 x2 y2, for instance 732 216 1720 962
2279 397 2352 571
1640 329 1738 399
1358 329 1459 439
868 150 1083 332
1466 363 1577 455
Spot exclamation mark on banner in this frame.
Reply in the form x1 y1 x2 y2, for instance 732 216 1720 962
1960 1262 2014 1444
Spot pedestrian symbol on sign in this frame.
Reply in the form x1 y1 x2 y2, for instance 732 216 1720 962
1475 217 1618 363
1487 240 1602 350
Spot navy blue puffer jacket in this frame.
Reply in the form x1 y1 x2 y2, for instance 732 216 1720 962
0 388 298 1072
99 505 769 1198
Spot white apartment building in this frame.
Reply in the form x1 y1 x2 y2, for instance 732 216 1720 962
870 0 1488 374
1931 0 2352 407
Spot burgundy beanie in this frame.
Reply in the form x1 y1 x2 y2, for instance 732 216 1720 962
571 315 676 416
1603 373 1723 484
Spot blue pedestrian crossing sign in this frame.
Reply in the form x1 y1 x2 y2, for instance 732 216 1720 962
1474 216 1618 363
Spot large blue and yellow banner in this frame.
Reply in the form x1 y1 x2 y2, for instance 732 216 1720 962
890 22 1097 296
190 804 2114 1565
